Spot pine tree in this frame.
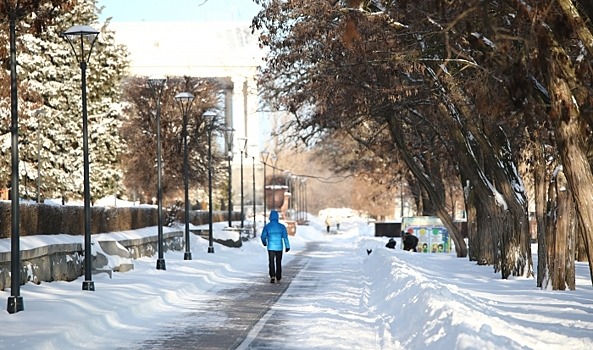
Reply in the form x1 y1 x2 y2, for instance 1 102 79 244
13 0 129 201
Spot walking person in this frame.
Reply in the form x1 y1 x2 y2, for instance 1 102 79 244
261 210 290 283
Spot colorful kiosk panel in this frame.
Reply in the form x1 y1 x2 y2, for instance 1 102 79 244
401 216 450 253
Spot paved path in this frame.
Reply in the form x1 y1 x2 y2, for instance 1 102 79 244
127 244 313 350
129 241 378 349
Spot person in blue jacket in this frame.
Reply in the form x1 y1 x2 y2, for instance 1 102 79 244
261 210 290 283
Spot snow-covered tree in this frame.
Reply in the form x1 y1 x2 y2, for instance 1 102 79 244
1 0 129 201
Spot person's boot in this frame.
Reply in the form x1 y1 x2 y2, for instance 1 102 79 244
270 277 275 283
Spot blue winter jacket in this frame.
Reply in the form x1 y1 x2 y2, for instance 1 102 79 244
261 211 290 251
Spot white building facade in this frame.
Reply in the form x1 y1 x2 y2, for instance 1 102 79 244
110 21 263 160
110 21 266 213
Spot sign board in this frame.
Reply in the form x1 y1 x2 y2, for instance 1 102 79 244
401 216 450 253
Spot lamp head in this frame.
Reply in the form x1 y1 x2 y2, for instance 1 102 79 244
174 92 195 115
203 110 217 130
271 153 278 166
147 75 167 90
148 76 166 102
238 137 248 154
260 151 270 163
62 25 100 63
224 126 235 152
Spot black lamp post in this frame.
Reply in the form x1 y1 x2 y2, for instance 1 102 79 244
6 8 23 313
298 177 303 223
174 92 195 261
251 147 256 237
260 151 270 222
204 110 217 253
303 177 308 222
271 153 278 210
148 76 167 270
224 127 234 227
63 25 100 292
288 175 295 220
283 171 291 219
294 176 301 222
238 137 248 228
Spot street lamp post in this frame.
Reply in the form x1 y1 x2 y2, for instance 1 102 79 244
284 171 291 219
271 153 278 210
63 25 100 292
238 137 248 228
295 176 301 222
224 127 234 227
251 148 256 237
7 8 23 313
299 177 305 223
204 111 217 253
303 177 308 222
260 151 270 222
290 175 298 221
148 76 167 270
174 92 195 261
252 156 257 236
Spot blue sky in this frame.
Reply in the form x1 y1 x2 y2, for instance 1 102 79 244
97 0 261 22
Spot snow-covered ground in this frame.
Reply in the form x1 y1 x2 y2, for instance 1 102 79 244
1 209 592 349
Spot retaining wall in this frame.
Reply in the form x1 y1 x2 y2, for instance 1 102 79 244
0 230 185 290
0 202 241 290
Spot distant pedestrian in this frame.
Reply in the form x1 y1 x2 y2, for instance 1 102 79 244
261 210 290 283
402 232 419 252
385 237 397 249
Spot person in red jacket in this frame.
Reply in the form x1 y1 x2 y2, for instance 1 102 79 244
261 210 291 283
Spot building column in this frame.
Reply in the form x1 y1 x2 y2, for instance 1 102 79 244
231 75 247 153
245 72 260 153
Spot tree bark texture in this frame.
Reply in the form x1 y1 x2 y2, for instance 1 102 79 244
430 69 531 277
533 139 549 287
386 113 468 257
543 169 576 290
544 39 593 285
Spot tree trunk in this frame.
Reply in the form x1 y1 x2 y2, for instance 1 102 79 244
545 41 593 285
576 229 588 262
491 127 532 278
463 176 480 262
386 113 468 257
533 139 548 287
552 170 568 290
543 168 577 290
429 67 531 276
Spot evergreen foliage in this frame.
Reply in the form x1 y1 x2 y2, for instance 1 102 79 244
0 0 129 202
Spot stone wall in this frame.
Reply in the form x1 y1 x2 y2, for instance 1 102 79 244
0 202 242 290
0 230 185 290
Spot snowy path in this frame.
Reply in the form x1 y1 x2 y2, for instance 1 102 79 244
240 241 379 349
6 215 590 349
128 240 380 349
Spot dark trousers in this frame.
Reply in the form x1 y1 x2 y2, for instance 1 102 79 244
268 250 283 279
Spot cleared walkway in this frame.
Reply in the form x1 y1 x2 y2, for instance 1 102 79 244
130 241 378 349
